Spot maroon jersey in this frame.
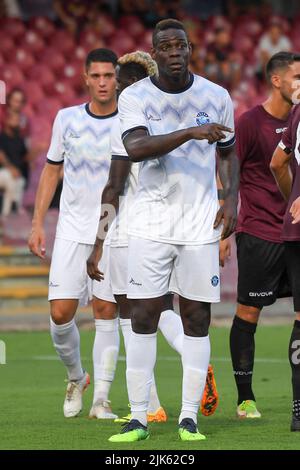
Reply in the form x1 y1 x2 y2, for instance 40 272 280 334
236 105 290 243
280 104 300 241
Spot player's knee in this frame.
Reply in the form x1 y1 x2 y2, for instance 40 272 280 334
237 304 260 324
93 299 117 320
50 308 71 325
182 303 211 337
131 305 159 334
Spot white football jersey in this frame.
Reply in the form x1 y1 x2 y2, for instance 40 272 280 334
105 117 139 248
118 74 235 245
47 103 118 244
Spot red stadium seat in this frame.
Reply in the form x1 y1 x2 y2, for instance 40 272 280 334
45 80 76 107
1 64 24 89
2 18 26 40
34 97 62 122
49 30 76 57
38 48 66 74
14 48 35 73
23 30 45 54
0 35 16 58
28 16 56 38
26 64 55 90
59 62 84 93
22 81 44 106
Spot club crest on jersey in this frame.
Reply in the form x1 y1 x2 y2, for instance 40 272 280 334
196 112 210 126
211 275 219 287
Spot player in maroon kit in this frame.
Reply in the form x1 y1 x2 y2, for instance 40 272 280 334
271 98 300 431
225 52 300 419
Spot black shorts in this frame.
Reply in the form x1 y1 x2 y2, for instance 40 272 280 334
284 241 300 312
236 232 291 308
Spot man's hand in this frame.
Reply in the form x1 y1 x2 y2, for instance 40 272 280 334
28 224 46 259
219 238 231 267
290 197 300 224
191 123 233 144
214 196 237 239
87 241 104 281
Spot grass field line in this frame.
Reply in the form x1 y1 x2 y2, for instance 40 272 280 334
28 354 288 364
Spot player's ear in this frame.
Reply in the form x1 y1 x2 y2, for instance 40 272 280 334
84 69 89 87
271 73 281 89
150 48 156 61
188 41 193 55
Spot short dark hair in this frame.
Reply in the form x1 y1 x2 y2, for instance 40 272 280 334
152 18 187 47
119 62 149 81
266 51 300 82
7 87 26 104
85 48 118 70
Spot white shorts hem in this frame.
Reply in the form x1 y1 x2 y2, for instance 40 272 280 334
127 289 170 299
170 287 220 303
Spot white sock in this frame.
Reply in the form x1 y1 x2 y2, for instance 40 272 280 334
158 309 183 355
119 318 131 352
120 318 161 414
126 331 157 427
50 318 84 382
179 335 210 425
93 318 119 404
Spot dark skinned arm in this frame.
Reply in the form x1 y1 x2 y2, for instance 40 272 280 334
123 123 233 162
214 145 240 240
87 158 131 281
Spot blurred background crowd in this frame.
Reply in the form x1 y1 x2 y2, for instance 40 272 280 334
0 0 300 235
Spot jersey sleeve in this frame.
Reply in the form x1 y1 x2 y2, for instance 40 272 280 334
46 111 64 164
279 111 294 154
118 87 149 141
110 117 129 160
216 90 236 149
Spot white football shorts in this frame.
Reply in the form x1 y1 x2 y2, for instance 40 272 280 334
92 243 116 303
127 237 220 302
48 238 115 305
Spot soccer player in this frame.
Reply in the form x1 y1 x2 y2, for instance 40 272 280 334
87 50 219 423
28 48 120 419
109 19 239 442
270 99 300 432
227 52 300 419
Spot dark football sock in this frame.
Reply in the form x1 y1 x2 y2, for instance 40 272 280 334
230 315 257 405
289 320 300 418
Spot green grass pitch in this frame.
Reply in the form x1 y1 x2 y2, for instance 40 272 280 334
0 325 299 450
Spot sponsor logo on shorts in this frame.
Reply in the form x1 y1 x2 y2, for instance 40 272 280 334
49 281 60 287
211 275 219 287
249 291 273 297
129 277 142 287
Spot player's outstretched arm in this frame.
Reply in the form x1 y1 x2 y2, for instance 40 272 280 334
214 145 239 239
87 159 131 281
28 162 62 259
270 145 293 201
123 124 233 162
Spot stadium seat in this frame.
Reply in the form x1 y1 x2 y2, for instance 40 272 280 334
38 48 66 74
1 64 24 89
22 81 44 106
26 64 55 90
28 16 56 38
14 48 36 73
23 30 45 54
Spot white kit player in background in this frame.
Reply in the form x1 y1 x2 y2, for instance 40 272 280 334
28 49 120 420
109 19 239 443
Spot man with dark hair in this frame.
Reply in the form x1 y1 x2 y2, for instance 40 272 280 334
28 48 120 420
270 100 300 432
224 51 300 420
87 51 219 426
109 19 239 442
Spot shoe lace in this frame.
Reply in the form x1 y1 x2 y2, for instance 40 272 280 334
179 418 197 433
121 419 146 433
66 381 79 402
